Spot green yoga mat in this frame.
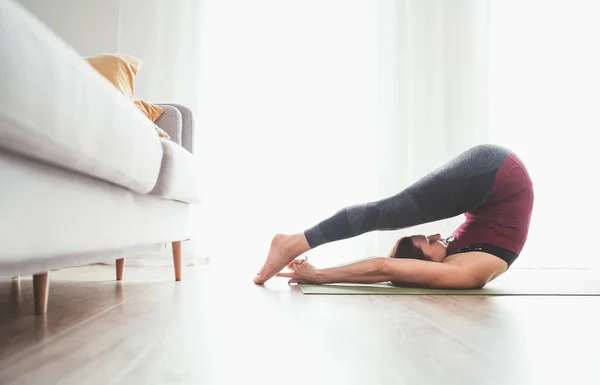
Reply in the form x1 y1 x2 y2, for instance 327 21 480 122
298 270 600 296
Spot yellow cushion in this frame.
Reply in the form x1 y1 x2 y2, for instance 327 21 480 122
85 54 164 122
135 99 164 122
85 54 140 99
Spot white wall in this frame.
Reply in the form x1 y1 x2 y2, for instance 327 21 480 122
15 0 199 103
17 0 121 56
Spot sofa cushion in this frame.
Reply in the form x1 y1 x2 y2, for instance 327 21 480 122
150 139 201 203
0 2 163 194
0 149 190 276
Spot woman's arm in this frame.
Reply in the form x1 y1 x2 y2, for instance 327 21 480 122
315 257 485 289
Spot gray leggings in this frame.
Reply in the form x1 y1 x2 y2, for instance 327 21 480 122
303 144 511 248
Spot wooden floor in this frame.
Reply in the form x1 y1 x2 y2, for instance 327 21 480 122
1 262 600 385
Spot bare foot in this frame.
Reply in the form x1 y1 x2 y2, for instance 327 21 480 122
253 233 310 284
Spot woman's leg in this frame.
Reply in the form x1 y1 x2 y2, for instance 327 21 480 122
254 144 512 284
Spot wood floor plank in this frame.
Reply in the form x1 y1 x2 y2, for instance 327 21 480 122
112 266 499 385
2 264 600 385
0 275 157 364
0 281 178 385
387 294 600 384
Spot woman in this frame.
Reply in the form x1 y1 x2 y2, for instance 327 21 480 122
254 144 534 289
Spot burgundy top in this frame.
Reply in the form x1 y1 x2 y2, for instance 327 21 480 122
446 153 534 257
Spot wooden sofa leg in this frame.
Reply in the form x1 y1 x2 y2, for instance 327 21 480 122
116 258 125 281
33 272 49 315
172 241 182 281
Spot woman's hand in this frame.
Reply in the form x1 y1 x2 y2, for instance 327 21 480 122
276 257 320 284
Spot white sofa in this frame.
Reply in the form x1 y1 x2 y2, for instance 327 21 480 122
0 1 200 314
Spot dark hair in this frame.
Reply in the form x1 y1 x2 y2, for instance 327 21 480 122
391 236 431 261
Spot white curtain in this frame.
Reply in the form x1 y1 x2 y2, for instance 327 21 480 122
190 0 492 269
23 0 598 270
118 0 492 269
489 0 600 269
375 0 490 262
113 0 204 265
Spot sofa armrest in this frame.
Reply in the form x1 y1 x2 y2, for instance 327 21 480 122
155 104 195 154
154 105 182 145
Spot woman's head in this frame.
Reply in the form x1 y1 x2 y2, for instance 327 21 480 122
389 234 448 262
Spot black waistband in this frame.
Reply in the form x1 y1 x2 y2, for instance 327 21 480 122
447 244 519 267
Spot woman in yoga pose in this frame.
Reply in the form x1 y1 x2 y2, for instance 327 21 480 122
253 144 534 289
